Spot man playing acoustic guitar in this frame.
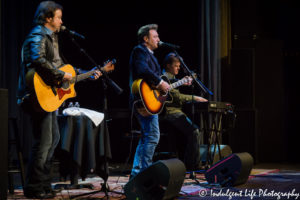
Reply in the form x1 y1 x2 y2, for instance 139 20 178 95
160 52 207 171
129 24 170 179
16 1 105 198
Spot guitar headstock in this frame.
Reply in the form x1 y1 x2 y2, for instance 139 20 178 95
102 59 116 73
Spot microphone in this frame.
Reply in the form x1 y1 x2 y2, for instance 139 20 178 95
158 41 180 49
60 26 85 40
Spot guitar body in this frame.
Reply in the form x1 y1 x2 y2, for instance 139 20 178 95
26 64 77 112
131 77 170 116
25 60 115 112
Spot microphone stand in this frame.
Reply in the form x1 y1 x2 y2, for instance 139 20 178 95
69 38 123 95
171 49 213 179
172 50 213 96
67 37 123 199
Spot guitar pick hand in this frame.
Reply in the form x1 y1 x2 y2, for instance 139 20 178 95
157 80 170 93
63 72 72 81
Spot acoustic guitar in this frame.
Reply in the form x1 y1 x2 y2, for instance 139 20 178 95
25 60 115 112
131 76 192 116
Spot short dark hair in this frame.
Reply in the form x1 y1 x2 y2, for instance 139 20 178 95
33 1 63 25
163 53 180 68
137 24 158 44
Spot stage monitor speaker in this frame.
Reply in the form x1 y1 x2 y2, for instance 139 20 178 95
124 158 186 200
0 89 8 200
205 152 253 187
200 144 232 165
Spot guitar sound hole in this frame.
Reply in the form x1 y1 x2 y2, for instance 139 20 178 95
61 81 70 90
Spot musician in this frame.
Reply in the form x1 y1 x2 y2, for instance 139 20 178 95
160 52 208 170
129 24 170 178
17 1 101 198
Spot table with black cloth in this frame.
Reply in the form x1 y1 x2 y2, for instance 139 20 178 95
56 115 111 186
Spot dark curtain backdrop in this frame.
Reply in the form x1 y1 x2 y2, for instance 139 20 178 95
1 0 224 116
1 0 32 117
198 0 222 101
1 0 38 160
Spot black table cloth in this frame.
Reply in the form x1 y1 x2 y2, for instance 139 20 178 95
57 115 111 185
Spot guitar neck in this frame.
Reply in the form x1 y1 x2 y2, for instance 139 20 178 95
72 68 103 83
170 78 189 90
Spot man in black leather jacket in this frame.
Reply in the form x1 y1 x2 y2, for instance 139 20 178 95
17 1 101 198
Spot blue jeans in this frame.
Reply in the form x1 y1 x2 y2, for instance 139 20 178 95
131 113 160 177
24 110 60 193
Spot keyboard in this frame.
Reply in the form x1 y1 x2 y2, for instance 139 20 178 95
182 101 233 113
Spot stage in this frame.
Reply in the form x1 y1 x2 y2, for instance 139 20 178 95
7 162 300 199
2 0 300 199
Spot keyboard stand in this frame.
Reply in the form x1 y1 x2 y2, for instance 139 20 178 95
182 101 234 168
205 112 223 168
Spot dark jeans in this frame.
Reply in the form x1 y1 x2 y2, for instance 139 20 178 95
24 109 60 193
161 113 201 170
